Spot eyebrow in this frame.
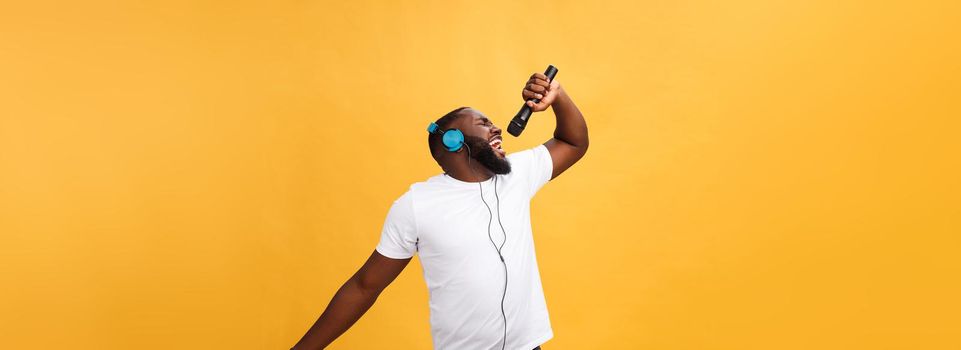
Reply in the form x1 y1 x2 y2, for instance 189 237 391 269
477 117 491 124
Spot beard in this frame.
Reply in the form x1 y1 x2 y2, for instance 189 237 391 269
464 135 511 175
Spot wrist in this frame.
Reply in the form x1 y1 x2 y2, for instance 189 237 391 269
553 86 570 105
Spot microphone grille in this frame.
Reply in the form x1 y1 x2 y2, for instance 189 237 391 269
507 122 524 137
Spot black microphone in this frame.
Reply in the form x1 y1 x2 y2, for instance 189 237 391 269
507 65 558 137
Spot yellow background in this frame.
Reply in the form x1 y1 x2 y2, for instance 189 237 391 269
1 1 959 349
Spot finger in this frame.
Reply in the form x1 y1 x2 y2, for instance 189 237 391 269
533 77 550 89
522 90 544 100
531 72 547 81
526 83 547 93
527 77 550 90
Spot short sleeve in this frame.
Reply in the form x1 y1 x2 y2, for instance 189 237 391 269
527 144 554 196
507 144 554 198
375 191 418 259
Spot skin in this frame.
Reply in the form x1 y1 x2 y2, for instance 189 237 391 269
291 73 588 350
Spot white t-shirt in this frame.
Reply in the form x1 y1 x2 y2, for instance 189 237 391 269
376 144 555 350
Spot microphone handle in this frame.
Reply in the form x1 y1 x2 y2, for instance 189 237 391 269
507 65 558 137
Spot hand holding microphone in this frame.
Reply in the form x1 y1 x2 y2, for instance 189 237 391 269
507 65 559 137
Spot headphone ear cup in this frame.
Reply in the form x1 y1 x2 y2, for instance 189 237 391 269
443 129 464 152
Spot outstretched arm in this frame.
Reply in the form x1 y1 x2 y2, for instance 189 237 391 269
522 72 589 180
291 250 411 350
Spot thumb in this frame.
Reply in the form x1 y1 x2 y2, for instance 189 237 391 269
527 100 546 111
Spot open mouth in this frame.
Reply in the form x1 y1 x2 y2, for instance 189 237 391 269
489 137 505 157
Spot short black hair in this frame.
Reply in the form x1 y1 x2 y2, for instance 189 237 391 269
428 106 471 160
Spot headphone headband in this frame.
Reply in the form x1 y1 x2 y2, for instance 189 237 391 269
427 122 441 134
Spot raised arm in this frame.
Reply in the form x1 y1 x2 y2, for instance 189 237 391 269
291 250 411 350
522 72 589 179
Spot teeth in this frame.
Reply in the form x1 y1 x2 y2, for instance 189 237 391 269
489 137 504 152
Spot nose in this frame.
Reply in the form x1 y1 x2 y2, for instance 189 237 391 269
491 124 502 136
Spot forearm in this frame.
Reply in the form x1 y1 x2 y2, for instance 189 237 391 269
550 87 588 148
292 278 381 350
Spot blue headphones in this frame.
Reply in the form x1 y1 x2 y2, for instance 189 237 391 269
427 122 465 152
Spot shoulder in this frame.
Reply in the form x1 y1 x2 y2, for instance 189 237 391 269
508 144 550 161
506 144 554 196
507 144 543 161
408 174 446 195
392 174 446 206
506 144 551 173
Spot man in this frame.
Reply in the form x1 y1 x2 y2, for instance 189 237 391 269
292 71 588 350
